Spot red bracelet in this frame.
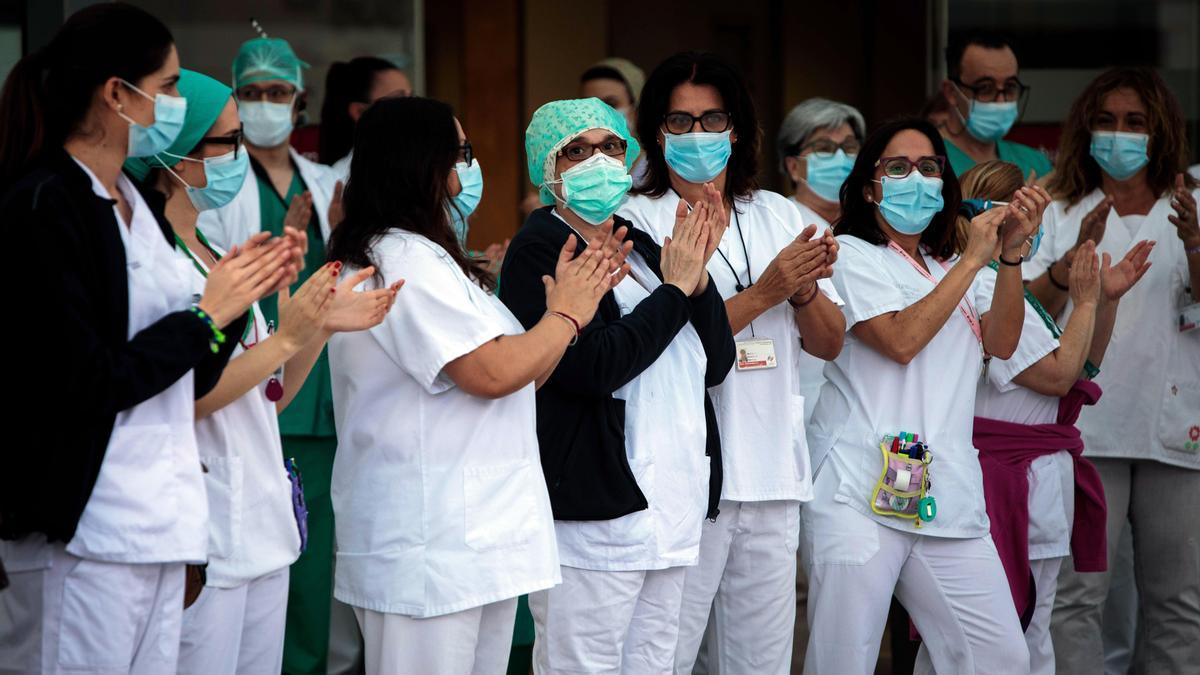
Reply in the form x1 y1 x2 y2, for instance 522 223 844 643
788 284 820 309
546 310 581 345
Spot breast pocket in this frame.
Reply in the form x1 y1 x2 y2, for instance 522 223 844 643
463 461 538 552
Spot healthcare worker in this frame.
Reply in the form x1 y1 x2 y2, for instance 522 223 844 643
1023 67 1200 674
802 117 1044 674
319 56 412 177
124 68 401 675
958 159 1151 675
499 96 735 674
0 5 295 672
614 52 845 675
197 36 352 674
939 30 1052 180
326 95 620 675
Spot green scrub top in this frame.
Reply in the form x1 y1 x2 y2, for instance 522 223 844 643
945 137 1053 181
252 158 336 438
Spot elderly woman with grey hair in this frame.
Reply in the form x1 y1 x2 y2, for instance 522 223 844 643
777 98 866 228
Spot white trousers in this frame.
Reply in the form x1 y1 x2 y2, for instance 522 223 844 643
801 471 1028 675
177 567 290 675
1026 557 1064 675
674 499 799 675
0 542 184 675
529 565 687 674
353 597 517 675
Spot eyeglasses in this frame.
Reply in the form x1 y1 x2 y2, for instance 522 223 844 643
236 85 298 104
559 137 628 162
662 110 732 135
795 138 861 158
951 78 1030 103
876 155 946 178
458 141 474 165
196 128 245 159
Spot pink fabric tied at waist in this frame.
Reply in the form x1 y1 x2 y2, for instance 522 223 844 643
974 378 1107 625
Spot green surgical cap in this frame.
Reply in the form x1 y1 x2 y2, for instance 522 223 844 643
525 97 641 205
233 37 308 90
124 69 233 182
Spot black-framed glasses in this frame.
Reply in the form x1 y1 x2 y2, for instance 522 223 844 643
235 84 298 104
795 138 861 158
457 141 474 165
951 77 1030 103
876 155 946 178
196 128 245 159
559 137 628 162
662 110 732 135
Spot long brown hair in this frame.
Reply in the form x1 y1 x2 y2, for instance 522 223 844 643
1048 67 1196 208
954 160 1024 254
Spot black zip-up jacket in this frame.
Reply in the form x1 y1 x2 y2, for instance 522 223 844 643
0 151 246 543
499 207 736 521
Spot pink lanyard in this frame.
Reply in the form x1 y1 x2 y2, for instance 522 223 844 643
886 241 984 351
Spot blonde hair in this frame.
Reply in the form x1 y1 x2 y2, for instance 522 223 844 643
954 160 1024 254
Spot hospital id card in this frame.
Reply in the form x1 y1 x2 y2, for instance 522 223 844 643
1181 302 1200 333
735 338 777 371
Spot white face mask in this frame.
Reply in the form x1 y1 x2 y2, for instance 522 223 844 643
239 98 295 147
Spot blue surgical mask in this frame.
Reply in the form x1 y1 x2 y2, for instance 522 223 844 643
874 172 945 234
961 197 1043 256
1090 131 1149 181
118 79 187 158
804 149 855 202
663 130 732 183
547 152 632 225
960 100 1019 143
239 99 296 147
450 159 484 244
161 147 250 211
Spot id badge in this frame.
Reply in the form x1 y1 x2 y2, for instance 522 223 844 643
736 338 777 371
1180 302 1200 333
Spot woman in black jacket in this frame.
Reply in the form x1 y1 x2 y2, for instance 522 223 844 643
0 5 296 672
500 97 735 674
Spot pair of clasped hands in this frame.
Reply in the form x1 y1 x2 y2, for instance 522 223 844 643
195 225 402 347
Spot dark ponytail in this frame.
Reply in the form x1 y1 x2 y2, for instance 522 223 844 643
318 57 402 165
0 3 174 187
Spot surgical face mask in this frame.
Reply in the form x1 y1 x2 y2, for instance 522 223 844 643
873 172 945 235
161 147 250 211
450 159 484 244
663 130 732 184
118 79 187 158
1089 131 1149 181
239 99 295 147
804 149 855 202
546 152 632 225
956 97 1019 143
961 197 1043 256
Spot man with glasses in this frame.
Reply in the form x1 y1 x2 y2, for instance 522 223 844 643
197 35 347 675
939 30 1052 180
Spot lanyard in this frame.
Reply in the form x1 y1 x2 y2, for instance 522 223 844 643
987 260 1061 339
174 230 260 348
887 241 983 350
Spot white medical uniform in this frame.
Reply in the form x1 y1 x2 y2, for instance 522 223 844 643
619 191 841 674
328 231 558 675
1028 189 1200 673
198 147 339 251
970 265 1075 675
332 151 352 182
800 235 1028 674
0 159 206 674
529 237 710 675
174 252 302 675
787 195 836 422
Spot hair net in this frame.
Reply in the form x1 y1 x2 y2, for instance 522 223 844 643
525 97 641 205
233 37 309 90
124 69 233 181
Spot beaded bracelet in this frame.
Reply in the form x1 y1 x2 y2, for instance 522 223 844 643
189 306 227 354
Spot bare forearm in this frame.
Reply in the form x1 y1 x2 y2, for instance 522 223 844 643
982 264 1025 360
1028 261 1070 317
853 262 978 365
1087 298 1119 367
1013 300 1095 396
794 292 845 360
724 286 775 336
449 316 576 399
277 331 330 413
196 336 298 419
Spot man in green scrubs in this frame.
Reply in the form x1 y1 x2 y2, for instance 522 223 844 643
233 37 345 675
938 30 1052 180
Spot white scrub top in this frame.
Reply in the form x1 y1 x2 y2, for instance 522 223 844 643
552 249 710 571
332 151 352 182
1025 188 1200 470
787 196 838 422
619 191 842 503
65 159 209 564
808 235 992 538
328 231 559 618
973 266 1074 559
185 250 301 588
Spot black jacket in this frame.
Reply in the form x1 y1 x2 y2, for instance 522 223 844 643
499 207 735 521
0 151 245 543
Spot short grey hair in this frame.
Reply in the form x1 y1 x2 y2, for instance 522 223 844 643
776 98 866 173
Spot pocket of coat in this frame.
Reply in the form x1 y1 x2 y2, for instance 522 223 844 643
1157 379 1200 454
463 461 537 552
57 559 149 669
200 456 244 559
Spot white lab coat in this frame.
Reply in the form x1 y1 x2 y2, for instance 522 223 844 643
787 195 837 423
198 147 340 251
1025 188 1200 470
